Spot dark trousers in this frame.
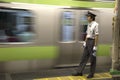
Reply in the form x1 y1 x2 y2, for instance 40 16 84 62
77 38 96 75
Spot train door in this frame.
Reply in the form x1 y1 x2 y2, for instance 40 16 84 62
72 10 88 64
57 10 76 66
56 8 92 66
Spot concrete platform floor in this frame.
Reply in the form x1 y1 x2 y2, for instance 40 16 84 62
0 66 112 80
34 72 112 80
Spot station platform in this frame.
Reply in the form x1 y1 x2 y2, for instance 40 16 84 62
34 72 112 80
0 66 113 80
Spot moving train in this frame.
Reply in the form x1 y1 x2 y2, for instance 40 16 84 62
0 2 114 73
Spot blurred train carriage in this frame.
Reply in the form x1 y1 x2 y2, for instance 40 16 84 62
0 2 113 73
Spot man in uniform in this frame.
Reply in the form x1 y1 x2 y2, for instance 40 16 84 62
72 11 99 78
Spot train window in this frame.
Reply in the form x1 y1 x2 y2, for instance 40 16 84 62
23 17 32 25
0 8 35 43
79 12 88 41
60 11 75 42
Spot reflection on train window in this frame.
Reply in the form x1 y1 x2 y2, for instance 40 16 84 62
79 14 88 41
0 8 35 43
60 11 75 42
22 17 32 25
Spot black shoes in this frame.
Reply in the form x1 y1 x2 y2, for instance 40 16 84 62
72 72 94 78
87 74 94 78
72 72 83 76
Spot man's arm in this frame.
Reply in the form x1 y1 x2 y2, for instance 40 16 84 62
94 35 99 46
94 23 99 46
84 36 87 42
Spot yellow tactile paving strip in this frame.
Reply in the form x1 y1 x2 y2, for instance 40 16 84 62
34 72 112 80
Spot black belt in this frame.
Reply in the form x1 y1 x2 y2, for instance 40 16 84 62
87 38 95 40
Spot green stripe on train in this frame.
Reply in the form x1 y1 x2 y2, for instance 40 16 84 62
4 0 114 8
0 46 58 62
0 44 111 61
97 44 111 56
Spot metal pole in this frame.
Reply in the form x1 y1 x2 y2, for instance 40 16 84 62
112 0 120 70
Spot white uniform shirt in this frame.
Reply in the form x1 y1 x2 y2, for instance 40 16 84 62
86 21 99 39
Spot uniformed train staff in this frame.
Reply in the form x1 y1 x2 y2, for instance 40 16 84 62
73 11 99 78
